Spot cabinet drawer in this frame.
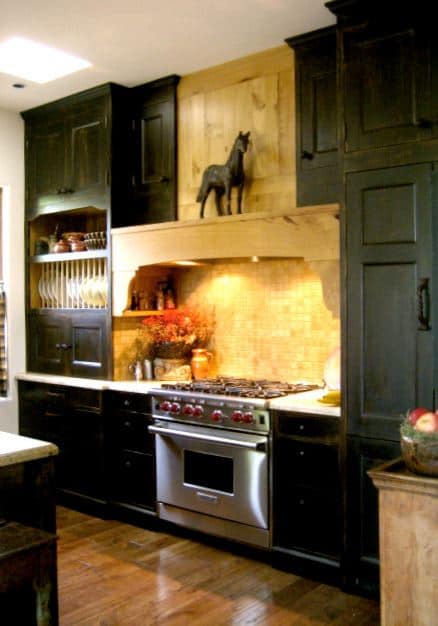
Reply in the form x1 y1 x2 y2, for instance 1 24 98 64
69 388 102 412
111 450 155 510
276 438 339 488
275 412 339 440
274 486 340 558
109 391 151 414
112 413 154 454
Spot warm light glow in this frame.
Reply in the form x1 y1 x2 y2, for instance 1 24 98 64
0 37 91 83
251 256 259 262
171 261 203 266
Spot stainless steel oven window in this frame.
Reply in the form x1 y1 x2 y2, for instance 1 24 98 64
183 449 234 494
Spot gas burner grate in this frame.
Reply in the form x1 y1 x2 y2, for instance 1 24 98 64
160 378 321 399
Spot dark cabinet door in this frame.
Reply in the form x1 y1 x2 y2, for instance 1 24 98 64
287 26 341 205
344 436 401 596
69 310 110 379
28 311 70 374
28 310 110 379
65 97 110 210
25 116 66 217
342 19 433 152
113 75 179 227
346 163 434 440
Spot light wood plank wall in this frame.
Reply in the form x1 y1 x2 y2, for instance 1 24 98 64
177 45 295 221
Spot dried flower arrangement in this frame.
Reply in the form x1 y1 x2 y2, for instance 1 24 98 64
140 308 213 359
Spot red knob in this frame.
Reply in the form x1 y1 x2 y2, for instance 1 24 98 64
182 404 194 415
211 409 223 422
159 400 171 411
193 405 204 417
231 410 243 423
242 411 254 424
170 402 181 414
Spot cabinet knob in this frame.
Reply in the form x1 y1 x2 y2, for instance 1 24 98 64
123 399 131 407
123 420 131 429
299 450 305 456
124 460 132 469
301 150 314 160
299 424 305 431
60 343 72 350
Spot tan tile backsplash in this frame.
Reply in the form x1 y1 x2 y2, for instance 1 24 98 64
113 258 340 383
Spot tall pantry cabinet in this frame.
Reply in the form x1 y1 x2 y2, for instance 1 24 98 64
326 0 438 595
22 83 130 379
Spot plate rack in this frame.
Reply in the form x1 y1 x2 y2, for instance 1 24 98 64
37 257 108 309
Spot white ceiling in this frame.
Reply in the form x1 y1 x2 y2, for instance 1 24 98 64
0 0 334 113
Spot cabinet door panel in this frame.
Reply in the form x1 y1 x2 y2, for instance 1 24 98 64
111 450 156 510
70 311 109 379
344 436 401 596
26 118 66 215
67 99 109 209
346 164 433 440
27 312 69 374
288 27 341 206
343 22 431 151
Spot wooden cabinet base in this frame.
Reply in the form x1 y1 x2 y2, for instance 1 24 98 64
369 458 438 626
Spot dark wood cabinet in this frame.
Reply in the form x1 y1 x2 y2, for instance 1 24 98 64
22 83 129 218
105 391 156 515
286 27 341 206
343 436 401 596
27 309 110 379
18 381 106 512
112 75 180 227
273 411 341 576
341 18 435 155
345 163 434 441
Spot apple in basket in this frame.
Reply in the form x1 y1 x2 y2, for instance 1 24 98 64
414 411 438 433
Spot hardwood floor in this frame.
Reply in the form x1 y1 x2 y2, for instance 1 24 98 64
57 507 380 625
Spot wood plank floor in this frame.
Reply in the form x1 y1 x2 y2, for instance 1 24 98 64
57 507 380 625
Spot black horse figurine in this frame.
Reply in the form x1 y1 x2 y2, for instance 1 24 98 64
197 131 250 218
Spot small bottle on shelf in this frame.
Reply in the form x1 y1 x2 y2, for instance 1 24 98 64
155 283 165 310
164 282 176 309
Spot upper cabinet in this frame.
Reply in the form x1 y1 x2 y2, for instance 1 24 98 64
327 1 438 165
286 27 341 206
22 83 130 219
112 75 180 228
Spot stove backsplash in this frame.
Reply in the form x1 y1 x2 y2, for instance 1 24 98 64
113 258 340 382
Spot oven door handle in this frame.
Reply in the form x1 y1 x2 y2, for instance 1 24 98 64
148 424 267 451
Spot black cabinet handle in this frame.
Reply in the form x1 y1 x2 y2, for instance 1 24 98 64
301 150 314 160
159 176 169 183
55 343 61 350
61 343 72 350
417 278 431 330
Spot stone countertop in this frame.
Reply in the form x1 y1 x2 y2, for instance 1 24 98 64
0 430 58 468
269 389 341 417
16 373 341 415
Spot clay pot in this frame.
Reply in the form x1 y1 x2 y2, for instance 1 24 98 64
53 239 70 253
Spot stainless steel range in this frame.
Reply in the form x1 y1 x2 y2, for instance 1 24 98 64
149 378 320 549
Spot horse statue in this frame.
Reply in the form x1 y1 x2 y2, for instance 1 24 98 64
197 131 250 218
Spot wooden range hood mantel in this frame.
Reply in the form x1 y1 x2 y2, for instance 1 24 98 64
111 204 340 315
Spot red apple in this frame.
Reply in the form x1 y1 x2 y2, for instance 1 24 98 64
407 407 429 425
414 412 438 433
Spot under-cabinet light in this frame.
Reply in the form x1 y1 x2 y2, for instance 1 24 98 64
0 37 91 83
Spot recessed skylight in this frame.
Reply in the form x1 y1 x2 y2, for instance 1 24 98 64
0 37 91 84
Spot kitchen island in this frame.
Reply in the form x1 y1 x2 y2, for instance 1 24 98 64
0 430 59 624
0 430 58 532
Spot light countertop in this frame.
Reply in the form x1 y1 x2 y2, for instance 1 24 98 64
16 373 341 416
0 430 59 468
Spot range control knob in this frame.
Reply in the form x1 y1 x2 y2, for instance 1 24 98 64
159 400 171 412
242 411 254 424
170 402 181 414
211 409 223 422
193 405 204 417
182 404 194 416
231 410 243 423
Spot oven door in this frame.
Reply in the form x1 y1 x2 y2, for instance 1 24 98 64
149 420 269 530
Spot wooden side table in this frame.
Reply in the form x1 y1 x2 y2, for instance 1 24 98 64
369 458 438 626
